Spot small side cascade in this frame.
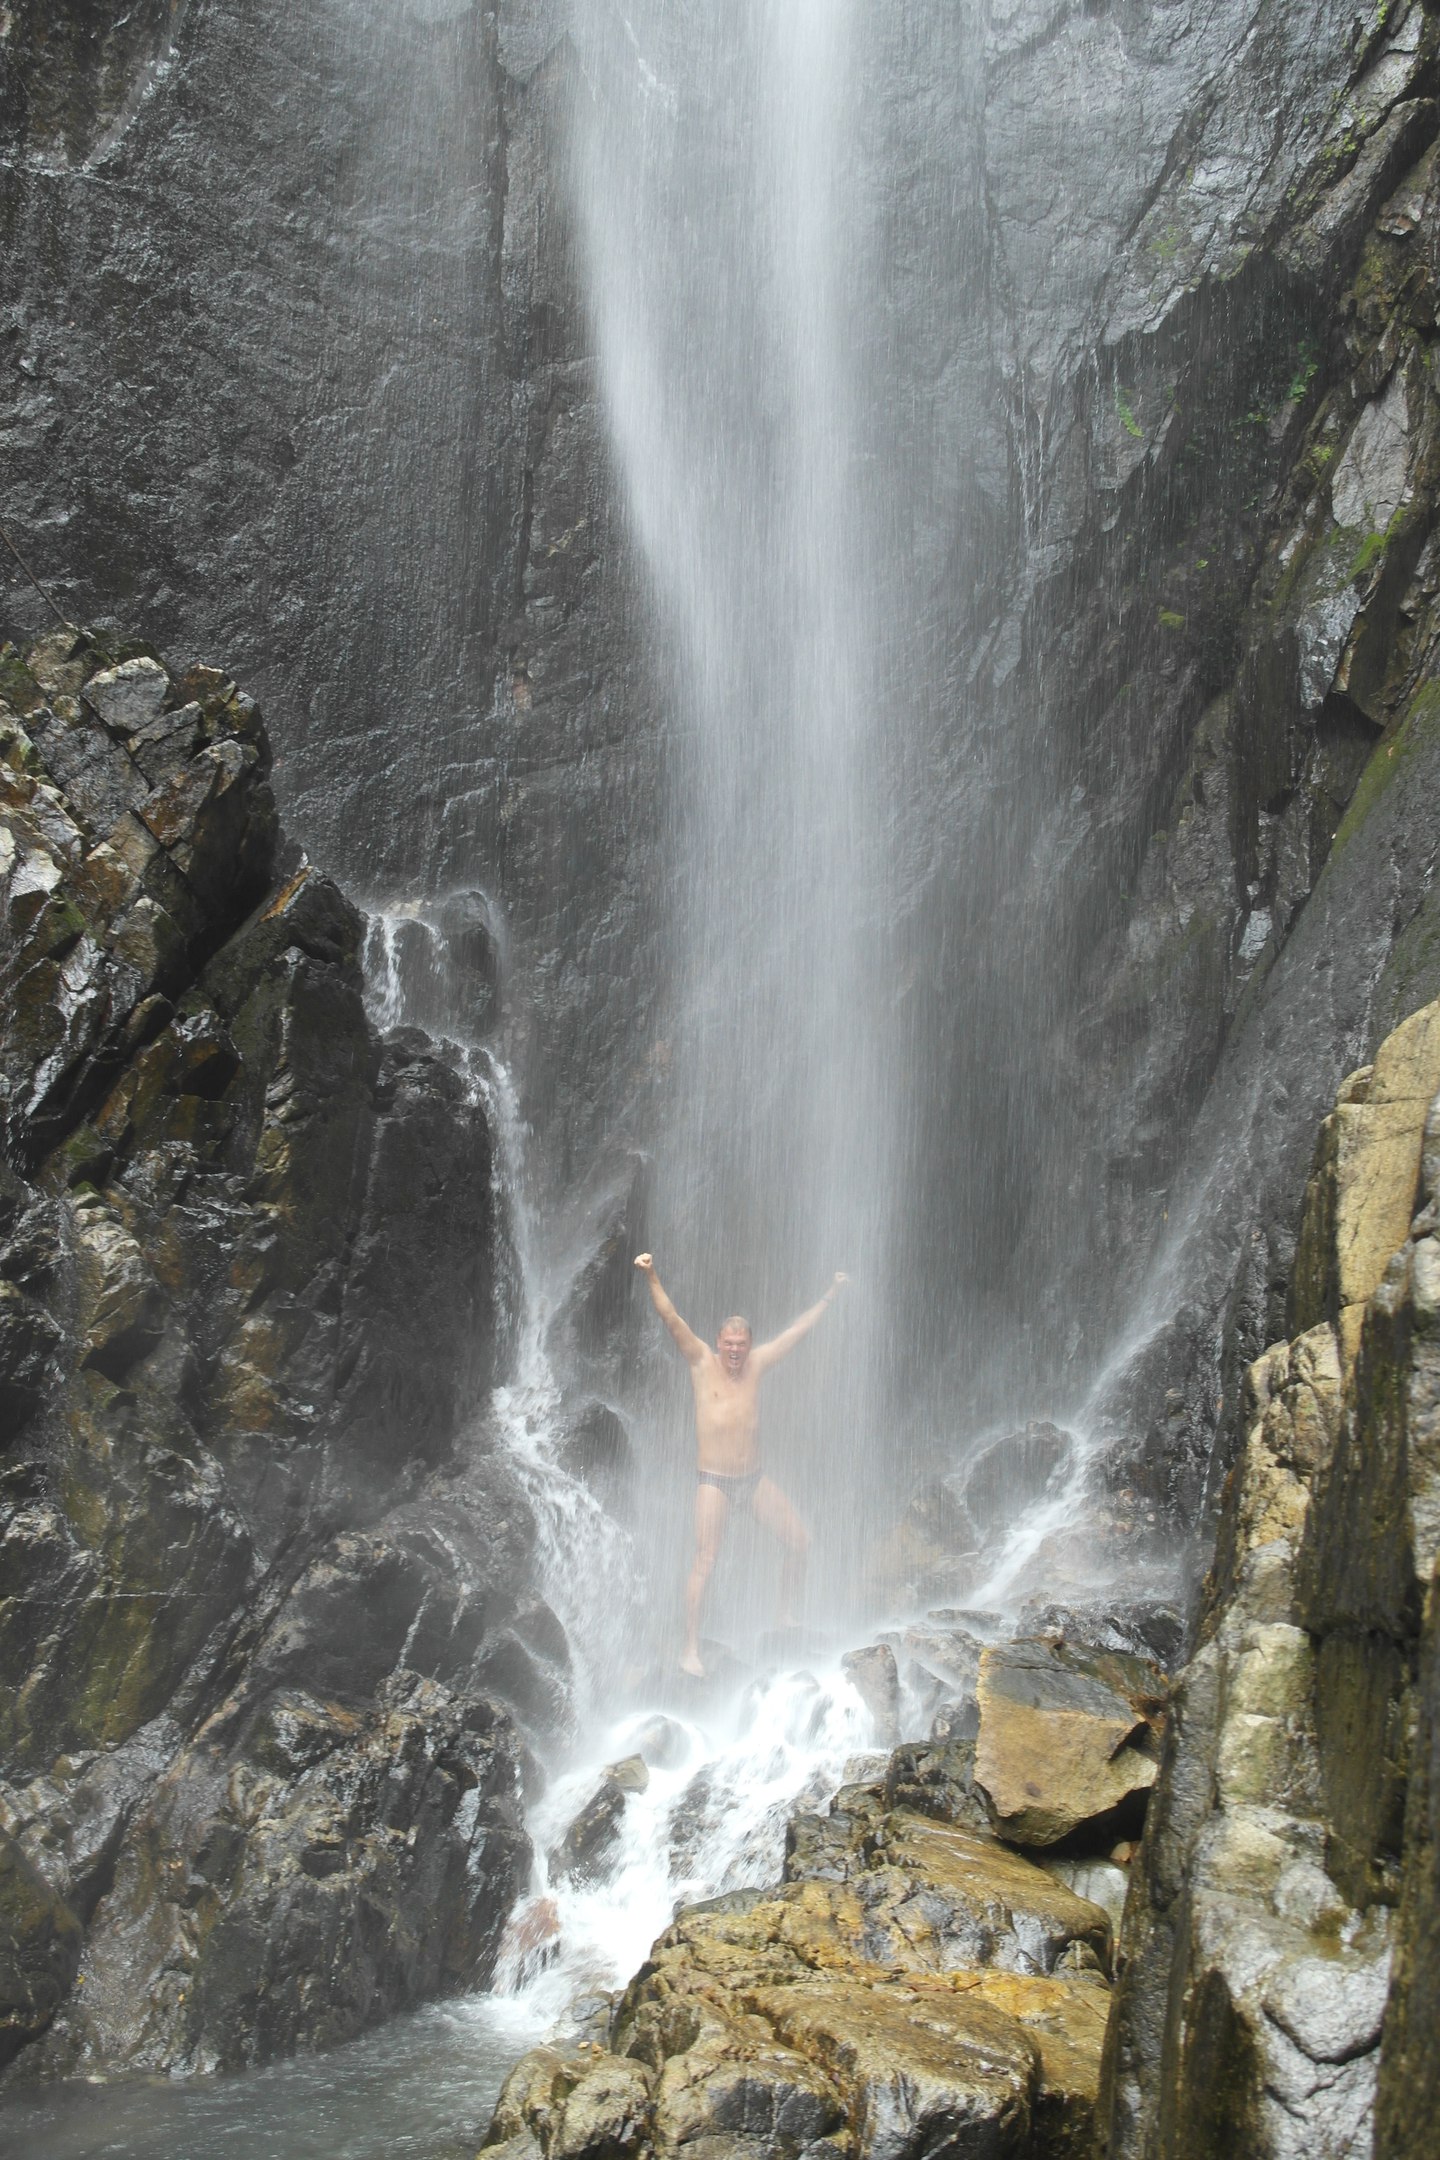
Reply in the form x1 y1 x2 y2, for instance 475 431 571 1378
362 889 502 1041
477 1050 637 1710
361 899 636 1713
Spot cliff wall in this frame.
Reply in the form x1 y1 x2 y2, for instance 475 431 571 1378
0 631 552 2076
1101 996 1440 2157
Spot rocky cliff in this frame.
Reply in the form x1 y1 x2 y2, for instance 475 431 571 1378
1039 0 1440 1534
0 0 664 1238
0 630 551 2076
1100 995 1440 2157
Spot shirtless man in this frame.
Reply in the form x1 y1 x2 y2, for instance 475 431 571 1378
634 1254 848 1677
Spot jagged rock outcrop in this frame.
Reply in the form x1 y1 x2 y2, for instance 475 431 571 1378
485 1765 1118 2160
1100 993 1440 2159
0 631 544 2075
479 1629 1178 2160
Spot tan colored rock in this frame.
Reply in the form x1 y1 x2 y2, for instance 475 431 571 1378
974 1641 1163 1848
756 1978 1037 2159
1294 1000 1440 1362
862 1814 1113 1973
630 1818 1110 1993
649 2014 841 2150
1202 1324 1343 1632
547 2053 655 2158
1102 1008 1440 2157
961 1971 1109 2158
492 1764 1116 2160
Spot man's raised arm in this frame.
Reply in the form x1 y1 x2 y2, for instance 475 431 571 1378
634 1254 707 1365
750 1273 848 1373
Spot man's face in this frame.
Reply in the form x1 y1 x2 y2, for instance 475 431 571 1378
717 1325 752 1375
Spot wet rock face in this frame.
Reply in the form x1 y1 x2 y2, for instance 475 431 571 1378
961 1425 1074 1538
0 1830 81 2071
0 0 664 1240
0 634 540 2074
1071 47 1440 1521
32 1674 529 2077
1101 997 1440 2160
0 0 188 167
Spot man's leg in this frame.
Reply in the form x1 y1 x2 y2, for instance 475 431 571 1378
751 1476 810 1629
683 1482 729 1676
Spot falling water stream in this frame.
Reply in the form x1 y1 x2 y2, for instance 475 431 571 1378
0 5 1175 2155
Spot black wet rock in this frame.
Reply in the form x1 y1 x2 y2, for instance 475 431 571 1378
547 1153 651 1396
548 1779 629 1889
27 1672 530 2078
960 1422 1074 1535
783 1777 886 1884
0 1831 82 2071
1016 1598 1187 1674
558 1397 633 1513
0 635 541 2075
0 1166 61 1427
882 1740 988 1833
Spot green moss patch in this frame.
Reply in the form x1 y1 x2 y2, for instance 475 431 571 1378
1329 680 1440 867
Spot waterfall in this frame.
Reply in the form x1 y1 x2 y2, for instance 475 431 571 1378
362 899 895 2028
359 0 1165 2049
564 1 924 1625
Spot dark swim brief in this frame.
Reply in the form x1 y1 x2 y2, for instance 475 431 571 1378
698 1467 762 1502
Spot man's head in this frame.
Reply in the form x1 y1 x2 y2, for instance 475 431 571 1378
716 1315 752 1375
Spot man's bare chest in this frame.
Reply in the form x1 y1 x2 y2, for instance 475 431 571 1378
692 1367 759 1424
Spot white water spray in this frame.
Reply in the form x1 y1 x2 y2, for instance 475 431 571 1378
364 903 636 1711
494 1666 878 2031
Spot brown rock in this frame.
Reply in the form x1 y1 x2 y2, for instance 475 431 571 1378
756 1977 1037 2157
974 1640 1164 1848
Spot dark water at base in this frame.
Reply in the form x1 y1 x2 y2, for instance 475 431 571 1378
0 1996 538 2160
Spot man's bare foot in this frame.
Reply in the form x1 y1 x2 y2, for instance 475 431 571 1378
680 1650 705 1679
